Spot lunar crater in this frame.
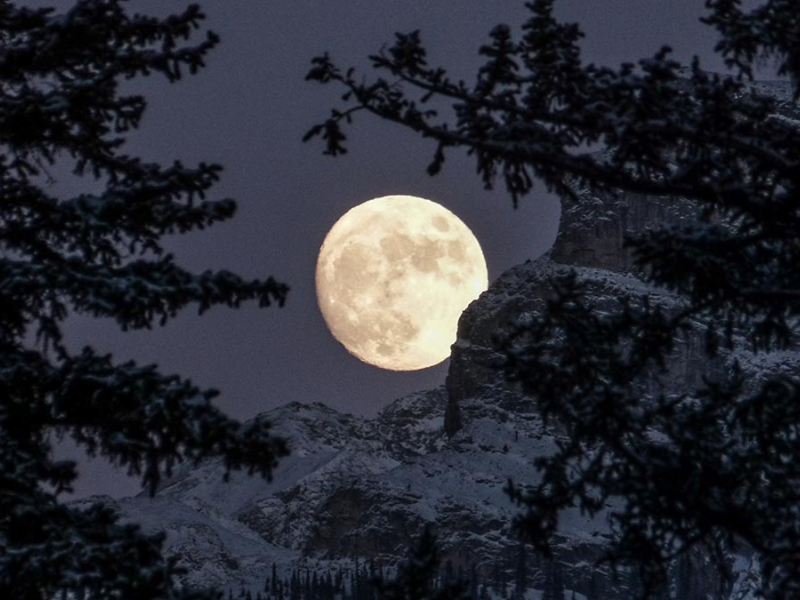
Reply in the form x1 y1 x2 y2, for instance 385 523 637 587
316 195 488 371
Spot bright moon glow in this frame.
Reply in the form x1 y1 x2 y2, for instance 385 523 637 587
316 195 488 371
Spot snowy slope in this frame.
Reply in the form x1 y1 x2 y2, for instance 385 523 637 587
110 380 611 594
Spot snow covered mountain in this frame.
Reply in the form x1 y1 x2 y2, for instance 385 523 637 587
95 77 799 600
103 257 745 599
99 262 731 598
106 376 613 596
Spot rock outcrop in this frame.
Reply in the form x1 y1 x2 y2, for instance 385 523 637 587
444 75 800 439
443 192 709 437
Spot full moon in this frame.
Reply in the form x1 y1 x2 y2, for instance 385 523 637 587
316 195 488 371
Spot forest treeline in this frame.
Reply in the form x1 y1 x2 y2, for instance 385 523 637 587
228 549 718 600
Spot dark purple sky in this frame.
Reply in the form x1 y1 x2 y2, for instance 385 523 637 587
49 0 738 497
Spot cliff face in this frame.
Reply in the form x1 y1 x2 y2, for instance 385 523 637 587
445 76 800 438
550 190 698 274
444 192 711 438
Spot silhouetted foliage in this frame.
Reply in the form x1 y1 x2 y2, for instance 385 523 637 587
253 545 701 600
0 1 288 598
541 561 564 600
306 1 800 598
372 528 469 600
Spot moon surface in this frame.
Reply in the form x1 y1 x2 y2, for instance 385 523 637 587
316 195 488 371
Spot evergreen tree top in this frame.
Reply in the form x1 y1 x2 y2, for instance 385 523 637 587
0 2 289 599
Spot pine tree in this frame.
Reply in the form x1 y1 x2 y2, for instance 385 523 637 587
542 561 564 600
468 563 479 599
589 572 605 600
493 559 503 592
624 566 645 600
290 569 301 600
0 1 289 599
444 559 455 589
272 563 280 596
674 553 693 600
306 1 800 598
372 528 469 600
513 542 529 599
324 570 334 598
335 568 344 594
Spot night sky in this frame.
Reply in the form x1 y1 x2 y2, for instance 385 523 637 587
50 0 736 498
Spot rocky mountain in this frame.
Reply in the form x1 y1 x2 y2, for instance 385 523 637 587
93 79 800 600
103 254 760 599
105 376 615 598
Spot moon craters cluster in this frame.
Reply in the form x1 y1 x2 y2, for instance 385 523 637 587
316 195 488 371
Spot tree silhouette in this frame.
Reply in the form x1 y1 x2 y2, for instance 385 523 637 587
372 528 469 600
306 1 800 598
0 1 288 598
